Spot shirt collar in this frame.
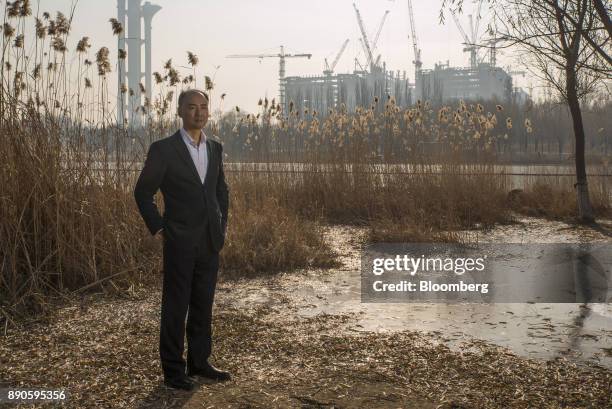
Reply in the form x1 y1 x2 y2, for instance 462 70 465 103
180 127 207 148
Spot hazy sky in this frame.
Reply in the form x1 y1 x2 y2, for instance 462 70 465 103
24 0 529 113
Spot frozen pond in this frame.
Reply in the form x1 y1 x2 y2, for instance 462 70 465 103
218 218 612 368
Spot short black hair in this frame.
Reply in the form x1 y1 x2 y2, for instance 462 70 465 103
178 89 209 108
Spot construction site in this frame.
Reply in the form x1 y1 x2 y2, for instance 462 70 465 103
416 1 524 104
226 1 528 117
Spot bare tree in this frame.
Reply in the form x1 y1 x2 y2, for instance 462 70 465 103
441 0 610 223
498 0 610 223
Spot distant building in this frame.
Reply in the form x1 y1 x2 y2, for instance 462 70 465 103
282 60 528 116
417 62 513 104
283 63 412 116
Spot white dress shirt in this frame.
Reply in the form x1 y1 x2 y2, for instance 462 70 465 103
180 127 208 184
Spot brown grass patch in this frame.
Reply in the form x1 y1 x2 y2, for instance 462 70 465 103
222 196 338 277
509 180 611 220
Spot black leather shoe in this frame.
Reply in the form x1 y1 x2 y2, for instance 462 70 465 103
187 362 231 381
163 375 195 391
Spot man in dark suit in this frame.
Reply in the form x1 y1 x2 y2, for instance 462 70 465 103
134 89 230 391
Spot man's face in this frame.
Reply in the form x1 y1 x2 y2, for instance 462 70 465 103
178 92 209 130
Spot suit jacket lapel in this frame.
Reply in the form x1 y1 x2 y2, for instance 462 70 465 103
171 131 202 185
203 138 212 187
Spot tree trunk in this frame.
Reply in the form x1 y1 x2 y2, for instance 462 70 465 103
566 69 595 223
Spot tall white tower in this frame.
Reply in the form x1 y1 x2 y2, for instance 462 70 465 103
117 0 127 125
117 0 161 128
127 0 143 127
142 2 162 117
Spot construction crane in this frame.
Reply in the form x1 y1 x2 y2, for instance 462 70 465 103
469 16 502 68
354 57 366 73
370 10 391 70
473 0 484 48
451 11 476 68
484 37 503 67
226 45 312 109
406 0 422 87
357 38 371 68
352 8 390 72
353 3 375 69
451 0 484 69
371 10 390 57
324 39 350 75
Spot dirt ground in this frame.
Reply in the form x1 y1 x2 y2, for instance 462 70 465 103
1 218 611 408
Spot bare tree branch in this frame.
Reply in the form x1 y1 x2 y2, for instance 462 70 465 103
592 0 612 39
543 0 612 65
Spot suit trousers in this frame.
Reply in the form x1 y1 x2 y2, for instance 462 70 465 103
159 225 219 380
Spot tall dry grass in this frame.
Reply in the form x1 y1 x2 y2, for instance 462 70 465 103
0 2 339 322
508 177 611 219
221 188 338 277
217 97 611 165
217 98 609 231
0 4 214 321
0 3 149 320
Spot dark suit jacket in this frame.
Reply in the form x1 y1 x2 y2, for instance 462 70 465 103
134 130 229 253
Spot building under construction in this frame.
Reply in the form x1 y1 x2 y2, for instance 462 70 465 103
228 1 526 118
411 0 522 105
283 64 412 116
417 61 513 104
280 1 520 117
283 53 515 118
277 4 412 116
